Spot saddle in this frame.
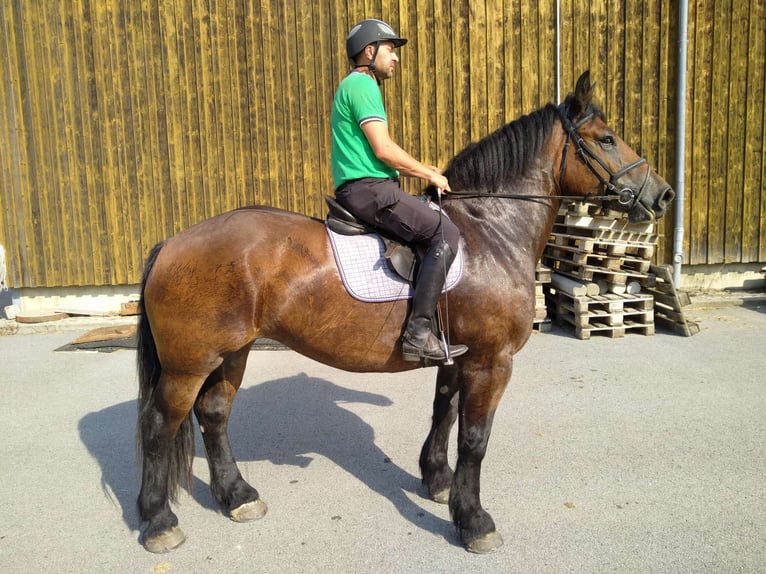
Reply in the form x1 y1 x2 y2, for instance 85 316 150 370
325 196 418 282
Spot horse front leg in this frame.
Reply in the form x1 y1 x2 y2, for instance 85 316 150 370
420 365 460 503
450 358 512 553
194 346 267 523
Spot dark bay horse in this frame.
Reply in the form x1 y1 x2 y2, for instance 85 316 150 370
137 71 674 553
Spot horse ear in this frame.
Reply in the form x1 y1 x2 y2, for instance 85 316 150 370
572 70 595 116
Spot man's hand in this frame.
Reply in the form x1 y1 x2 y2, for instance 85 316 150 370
426 167 451 192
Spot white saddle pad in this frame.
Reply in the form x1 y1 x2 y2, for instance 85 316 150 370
326 227 463 303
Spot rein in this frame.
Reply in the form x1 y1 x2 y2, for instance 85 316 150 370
442 105 651 211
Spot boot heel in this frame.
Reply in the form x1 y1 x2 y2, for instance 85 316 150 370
402 350 421 362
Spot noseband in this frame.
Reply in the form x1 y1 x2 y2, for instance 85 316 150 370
557 105 651 211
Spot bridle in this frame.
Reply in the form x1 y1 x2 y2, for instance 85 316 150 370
443 105 653 212
557 105 651 211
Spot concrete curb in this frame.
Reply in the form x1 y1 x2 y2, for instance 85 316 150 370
0 315 137 336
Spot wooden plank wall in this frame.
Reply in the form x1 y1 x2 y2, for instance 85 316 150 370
0 0 764 288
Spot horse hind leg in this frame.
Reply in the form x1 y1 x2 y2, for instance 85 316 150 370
137 371 204 553
194 345 267 523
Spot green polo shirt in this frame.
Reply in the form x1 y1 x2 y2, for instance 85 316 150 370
331 71 399 188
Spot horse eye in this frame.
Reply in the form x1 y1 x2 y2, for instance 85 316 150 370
601 135 615 146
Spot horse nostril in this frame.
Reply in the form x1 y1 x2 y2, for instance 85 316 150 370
660 187 675 207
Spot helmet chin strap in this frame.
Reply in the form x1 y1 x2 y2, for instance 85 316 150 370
354 42 382 85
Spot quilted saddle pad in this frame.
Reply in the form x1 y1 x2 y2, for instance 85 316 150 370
326 227 463 303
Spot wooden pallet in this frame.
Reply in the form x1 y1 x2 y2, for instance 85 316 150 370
545 287 655 339
545 244 652 273
542 254 649 286
642 265 700 336
549 232 656 260
551 222 659 246
533 262 551 330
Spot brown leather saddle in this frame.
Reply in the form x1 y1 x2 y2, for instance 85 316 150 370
325 196 418 282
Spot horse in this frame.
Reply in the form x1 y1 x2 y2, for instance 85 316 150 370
136 71 674 554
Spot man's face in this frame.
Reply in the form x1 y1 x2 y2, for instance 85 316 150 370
372 41 399 80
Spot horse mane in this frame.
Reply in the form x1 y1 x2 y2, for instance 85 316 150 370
438 96 603 194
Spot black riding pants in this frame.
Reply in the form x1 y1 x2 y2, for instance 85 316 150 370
334 177 460 253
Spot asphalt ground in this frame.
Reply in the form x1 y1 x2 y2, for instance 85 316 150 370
0 300 764 573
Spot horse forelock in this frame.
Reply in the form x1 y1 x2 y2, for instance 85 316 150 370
444 103 561 192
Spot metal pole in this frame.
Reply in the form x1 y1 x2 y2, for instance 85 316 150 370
556 0 561 103
672 0 689 288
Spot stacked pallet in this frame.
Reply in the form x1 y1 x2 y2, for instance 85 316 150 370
534 263 552 331
543 204 658 339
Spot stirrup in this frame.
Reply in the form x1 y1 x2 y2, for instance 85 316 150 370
402 331 467 363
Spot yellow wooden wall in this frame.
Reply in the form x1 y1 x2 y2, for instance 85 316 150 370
0 1 764 287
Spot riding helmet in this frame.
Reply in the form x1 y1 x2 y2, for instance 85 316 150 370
346 19 408 60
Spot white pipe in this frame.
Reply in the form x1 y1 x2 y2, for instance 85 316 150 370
672 0 689 287
556 0 561 104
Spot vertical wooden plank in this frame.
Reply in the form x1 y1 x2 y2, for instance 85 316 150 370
218 0 242 214
34 7 68 285
519 1 539 111
229 0 257 212
588 0 607 95
605 0 625 135
689 0 713 264
556 0 573 102
570 0 590 100
243 0 273 207
486 0 505 132
413 0 435 168
433 0 455 162
189 0 216 219
295 1 323 216
141 0 173 244
743 0 765 261
640 1 660 164
260 1 289 210
536 0 555 103
174 0 203 224
654 0 674 257
72 0 110 283
123 2 155 267
451 0 470 147
724 0 748 262
111 1 142 283
706 0 731 263
468 0 488 140
314 1 336 203
20 4 54 285
283 0 305 214
622 0 643 151
0 1 27 286
505 0 522 117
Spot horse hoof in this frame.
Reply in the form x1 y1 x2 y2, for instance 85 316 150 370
230 499 268 522
466 530 504 554
431 488 450 504
142 526 186 553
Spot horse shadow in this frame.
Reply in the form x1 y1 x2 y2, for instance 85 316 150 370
78 370 457 544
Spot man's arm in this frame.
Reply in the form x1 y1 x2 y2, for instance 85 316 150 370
361 120 451 191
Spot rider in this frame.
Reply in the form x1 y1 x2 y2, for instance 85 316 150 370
331 19 467 362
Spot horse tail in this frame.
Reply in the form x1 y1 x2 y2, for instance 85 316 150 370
136 240 194 501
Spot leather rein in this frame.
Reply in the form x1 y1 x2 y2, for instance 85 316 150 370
442 105 651 210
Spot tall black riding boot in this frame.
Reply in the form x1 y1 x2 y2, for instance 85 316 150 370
402 240 468 362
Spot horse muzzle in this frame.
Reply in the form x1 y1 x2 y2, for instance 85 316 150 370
627 185 675 222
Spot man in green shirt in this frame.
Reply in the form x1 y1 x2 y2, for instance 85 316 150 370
331 19 467 363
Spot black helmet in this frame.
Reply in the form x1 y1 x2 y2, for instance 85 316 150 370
345 19 407 60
